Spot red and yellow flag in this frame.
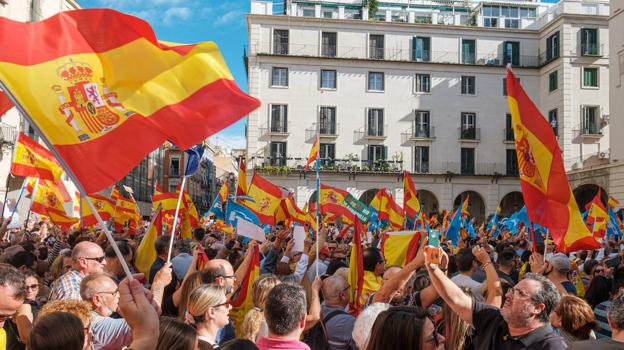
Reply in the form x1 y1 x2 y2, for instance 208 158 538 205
381 231 420 267
135 205 163 275
81 194 115 226
403 171 420 220
608 196 620 209
0 90 13 116
348 220 365 315
28 178 66 216
305 138 320 170
217 181 229 204
111 187 141 230
370 189 405 229
460 195 470 217
11 132 63 181
152 190 179 216
230 245 260 335
246 174 283 225
236 158 247 196
585 190 608 239
319 183 350 217
46 211 79 232
506 68 600 252
0 9 260 194
280 194 307 226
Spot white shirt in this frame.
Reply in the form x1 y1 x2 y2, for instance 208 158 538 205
451 273 484 301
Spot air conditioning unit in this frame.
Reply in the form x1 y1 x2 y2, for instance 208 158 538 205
599 152 608 159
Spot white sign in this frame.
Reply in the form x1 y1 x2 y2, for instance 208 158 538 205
293 226 306 252
236 218 266 242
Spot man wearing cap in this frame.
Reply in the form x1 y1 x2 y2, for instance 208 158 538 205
534 253 577 296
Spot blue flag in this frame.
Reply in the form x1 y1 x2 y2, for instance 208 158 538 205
184 143 205 177
608 207 623 237
445 209 462 247
225 200 260 226
208 195 225 220
467 219 477 238
487 211 500 238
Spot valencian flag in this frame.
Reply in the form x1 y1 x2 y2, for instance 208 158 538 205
506 68 599 252
230 245 260 335
135 204 163 275
236 158 248 196
246 174 283 225
81 194 115 226
348 220 365 315
305 139 320 170
11 132 63 181
585 190 608 239
0 9 260 194
403 171 420 220
381 231 420 267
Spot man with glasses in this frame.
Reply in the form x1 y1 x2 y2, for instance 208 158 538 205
49 241 107 301
0 264 26 349
80 273 132 350
318 275 357 350
425 248 566 350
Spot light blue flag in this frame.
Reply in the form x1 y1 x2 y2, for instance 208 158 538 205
608 207 623 237
225 200 260 226
208 196 224 220
445 209 462 247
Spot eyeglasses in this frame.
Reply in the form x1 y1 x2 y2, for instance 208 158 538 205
509 287 532 299
424 316 440 347
213 301 231 309
81 256 106 264
97 289 119 297
595 269 605 274
220 275 237 281
25 284 39 290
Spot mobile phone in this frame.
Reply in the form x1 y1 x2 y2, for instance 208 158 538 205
428 230 440 247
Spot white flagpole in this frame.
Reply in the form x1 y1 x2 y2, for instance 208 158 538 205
315 131 320 277
166 176 187 263
0 80 133 279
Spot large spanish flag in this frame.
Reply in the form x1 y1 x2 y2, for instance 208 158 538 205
0 9 260 194
0 90 13 116
403 171 420 220
81 194 115 226
246 174 283 225
506 68 599 252
230 245 260 335
11 132 63 181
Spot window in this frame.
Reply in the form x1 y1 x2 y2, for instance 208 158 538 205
414 111 430 137
582 67 599 88
412 36 431 62
319 107 336 135
460 148 475 175
367 145 387 168
301 6 315 17
503 41 520 67
581 28 599 56
414 74 430 93
369 34 384 59
460 113 476 139
506 149 519 176
414 146 429 173
169 155 180 176
321 32 337 57
320 143 335 166
548 109 558 136
269 142 287 166
546 31 560 62
461 76 476 95
367 109 384 137
270 104 288 133
273 29 289 55
520 7 536 18
168 178 180 193
344 8 361 19
503 6 520 28
322 8 336 19
271 67 288 87
505 113 514 141
368 72 384 92
549 70 558 92
581 106 601 135
483 5 499 27
320 69 337 89
462 39 476 64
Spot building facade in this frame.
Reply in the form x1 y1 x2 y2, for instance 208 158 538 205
246 0 611 222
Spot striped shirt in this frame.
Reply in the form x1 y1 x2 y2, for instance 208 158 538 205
594 301 612 339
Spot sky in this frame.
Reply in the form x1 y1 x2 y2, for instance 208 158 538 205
79 0 251 150
79 0 559 148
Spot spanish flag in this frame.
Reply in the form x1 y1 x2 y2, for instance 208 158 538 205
135 204 163 275
218 181 229 204
460 195 470 217
236 158 248 196
28 178 66 216
0 90 13 116
11 132 63 181
46 210 79 232
230 245 260 335
280 194 307 226
111 187 141 230
81 194 115 226
506 68 599 252
403 171 420 220
319 183 350 217
608 195 620 209
0 9 260 194
381 231 420 267
246 174 283 225
370 189 404 229
305 138 320 170
585 190 608 239
182 191 199 227
348 220 365 315
152 190 179 216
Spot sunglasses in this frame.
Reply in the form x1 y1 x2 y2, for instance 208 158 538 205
213 301 230 309
81 256 106 263
595 269 605 274
25 284 39 290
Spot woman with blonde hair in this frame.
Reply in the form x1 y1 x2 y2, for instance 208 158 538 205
240 275 281 341
186 284 231 349
550 295 596 345
176 271 203 321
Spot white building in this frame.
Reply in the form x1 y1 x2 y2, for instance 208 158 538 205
0 0 81 216
244 0 611 222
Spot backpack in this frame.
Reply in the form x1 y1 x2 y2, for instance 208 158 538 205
302 309 347 350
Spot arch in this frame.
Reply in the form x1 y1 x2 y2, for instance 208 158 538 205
359 188 379 206
499 191 524 217
573 184 607 212
417 190 439 216
453 191 486 224
307 190 317 207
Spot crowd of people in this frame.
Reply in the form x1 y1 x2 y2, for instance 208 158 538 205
1 214 624 350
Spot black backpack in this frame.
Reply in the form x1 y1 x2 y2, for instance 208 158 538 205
302 309 347 350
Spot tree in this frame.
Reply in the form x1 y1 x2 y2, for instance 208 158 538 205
364 0 379 19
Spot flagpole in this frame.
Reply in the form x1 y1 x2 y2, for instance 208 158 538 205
79 193 83 230
0 80 133 279
166 176 187 263
24 178 39 228
1 132 19 218
315 131 320 278
8 177 27 222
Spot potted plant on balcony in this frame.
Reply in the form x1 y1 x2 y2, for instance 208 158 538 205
344 153 359 172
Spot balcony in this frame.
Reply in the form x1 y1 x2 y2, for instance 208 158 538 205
249 156 403 174
273 42 289 55
305 122 339 143
0 123 17 145
458 127 480 142
354 125 387 143
401 126 435 145
574 124 603 142
321 44 336 57
259 121 290 140
580 43 604 57
369 47 384 60
503 128 515 143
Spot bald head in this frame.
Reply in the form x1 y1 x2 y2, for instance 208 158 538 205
72 242 103 260
202 258 235 294
322 275 349 306
72 242 106 275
